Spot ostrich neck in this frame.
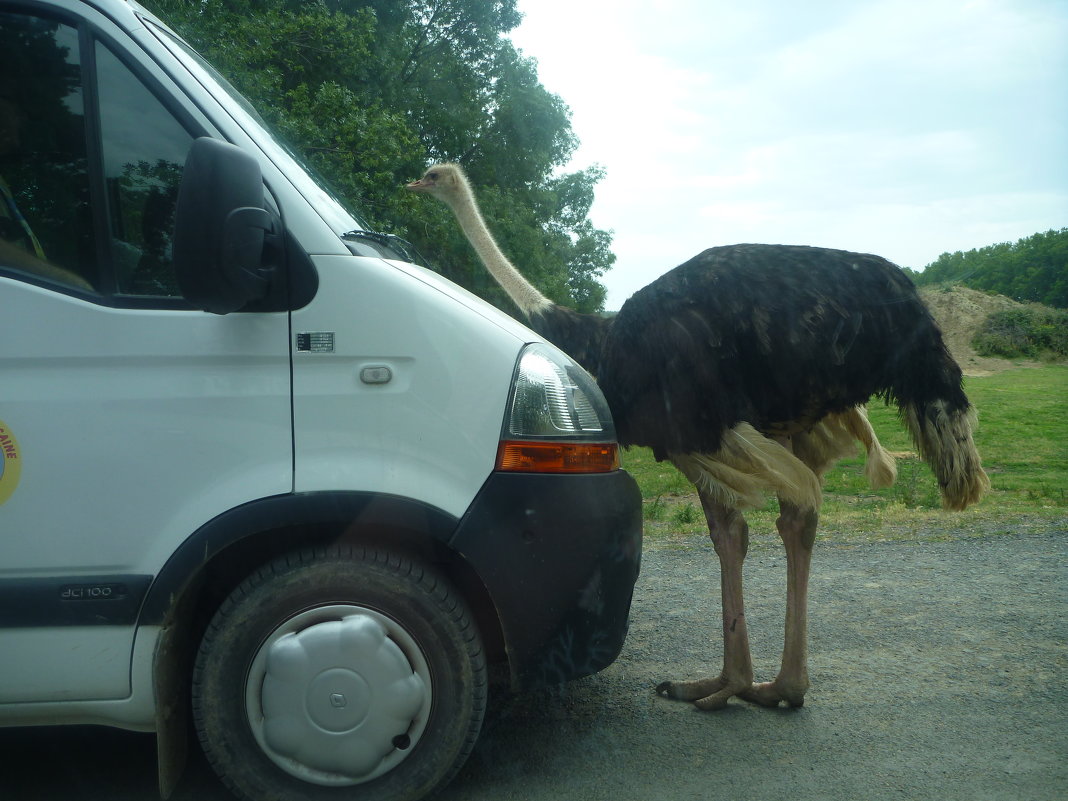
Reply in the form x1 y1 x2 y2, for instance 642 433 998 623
447 186 551 316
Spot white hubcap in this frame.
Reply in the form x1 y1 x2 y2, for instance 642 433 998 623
245 605 431 786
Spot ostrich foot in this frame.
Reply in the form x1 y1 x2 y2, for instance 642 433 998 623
657 676 807 710
655 675 751 711
739 679 808 708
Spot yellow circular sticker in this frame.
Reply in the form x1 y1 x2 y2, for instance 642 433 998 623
0 420 22 505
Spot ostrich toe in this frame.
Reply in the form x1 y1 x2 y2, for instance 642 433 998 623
740 679 808 708
657 675 808 710
656 675 748 711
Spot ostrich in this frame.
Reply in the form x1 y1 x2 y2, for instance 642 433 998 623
406 163 989 710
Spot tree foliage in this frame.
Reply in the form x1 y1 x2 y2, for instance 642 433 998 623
145 0 612 312
912 228 1068 309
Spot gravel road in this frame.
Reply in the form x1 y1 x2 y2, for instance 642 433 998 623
3 523 1065 801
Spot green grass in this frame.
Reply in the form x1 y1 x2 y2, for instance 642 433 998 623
622 364 1068 544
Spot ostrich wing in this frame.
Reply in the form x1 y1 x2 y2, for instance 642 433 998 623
596 244 963 460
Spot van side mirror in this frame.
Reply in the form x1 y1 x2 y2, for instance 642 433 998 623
173 137 275 314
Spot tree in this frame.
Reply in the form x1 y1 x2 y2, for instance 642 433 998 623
145 0 614 313
915 229 1068 308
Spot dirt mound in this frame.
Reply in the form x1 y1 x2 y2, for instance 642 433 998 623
919 285 1045 376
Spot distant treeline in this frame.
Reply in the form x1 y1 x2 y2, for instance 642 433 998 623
903 228 1068 309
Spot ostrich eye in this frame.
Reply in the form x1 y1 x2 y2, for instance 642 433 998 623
427 172 438 180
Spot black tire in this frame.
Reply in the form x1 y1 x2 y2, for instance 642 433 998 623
192 545 486 801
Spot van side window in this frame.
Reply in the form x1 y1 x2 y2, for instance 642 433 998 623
1 11 195 301
0 13 96 292
96 41 192 298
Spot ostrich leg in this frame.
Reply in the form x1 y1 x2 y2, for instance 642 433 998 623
656 492 756 710
741 499 818 708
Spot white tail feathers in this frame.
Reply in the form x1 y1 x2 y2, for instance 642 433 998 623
672 423 823 512
672 401 986 516
834 406 898 490
672 406 898 513
902 401 990 511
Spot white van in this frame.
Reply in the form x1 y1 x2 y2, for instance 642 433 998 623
0 2 642 800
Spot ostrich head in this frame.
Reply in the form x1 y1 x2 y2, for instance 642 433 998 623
405 161 555 318
405 162 614 374
405 163 469 203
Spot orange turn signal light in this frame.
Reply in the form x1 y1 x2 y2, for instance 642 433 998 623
496 440 620 474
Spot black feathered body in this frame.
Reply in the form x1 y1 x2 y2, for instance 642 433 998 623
587 244 966 460
529 304 614 377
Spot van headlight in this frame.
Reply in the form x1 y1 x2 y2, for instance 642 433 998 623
496 344 620 474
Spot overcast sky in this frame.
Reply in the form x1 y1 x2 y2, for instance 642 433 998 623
509 0 1068 309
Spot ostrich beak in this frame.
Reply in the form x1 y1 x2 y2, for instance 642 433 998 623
405 178 427 192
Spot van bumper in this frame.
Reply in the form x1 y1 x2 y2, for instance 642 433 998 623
449 469 643 689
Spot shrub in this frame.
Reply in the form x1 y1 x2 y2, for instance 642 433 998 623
973 307 1068 359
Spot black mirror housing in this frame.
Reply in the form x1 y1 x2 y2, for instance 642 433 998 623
173 137 276 313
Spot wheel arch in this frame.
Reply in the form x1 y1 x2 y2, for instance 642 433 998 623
143 491 505 798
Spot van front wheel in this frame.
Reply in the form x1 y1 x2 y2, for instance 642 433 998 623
192 546 487 801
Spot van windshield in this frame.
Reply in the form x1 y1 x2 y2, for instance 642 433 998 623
144 18 375 237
